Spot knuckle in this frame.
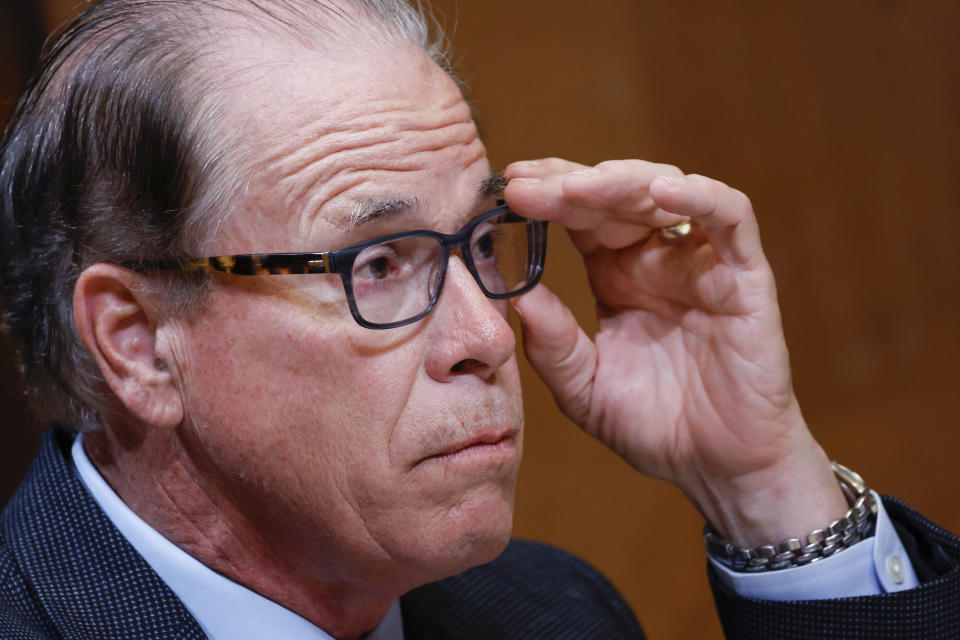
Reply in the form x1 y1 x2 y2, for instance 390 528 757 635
543 157 577 170
656 163 683 176
685 173 715 189
683 174 725 214
685 173 712 184
594 159 629 172
731 187 752 209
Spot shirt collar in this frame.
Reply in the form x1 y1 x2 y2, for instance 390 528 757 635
71 434 403 640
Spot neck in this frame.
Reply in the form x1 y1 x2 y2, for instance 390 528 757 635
83 425 396 640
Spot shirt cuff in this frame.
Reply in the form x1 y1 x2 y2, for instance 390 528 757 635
709 491 919 601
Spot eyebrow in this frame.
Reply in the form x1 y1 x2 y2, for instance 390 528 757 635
348 171 507 230
349 197 422 229
478 171 508 198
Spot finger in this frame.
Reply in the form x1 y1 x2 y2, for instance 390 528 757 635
505 173 613 230
561 159 686 226
588 220 652 250
504 157 589 180
505 159 687 232
649 174 764 269
513 284 597 426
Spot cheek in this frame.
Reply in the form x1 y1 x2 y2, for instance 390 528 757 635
171 288 524 579
172 290 426 501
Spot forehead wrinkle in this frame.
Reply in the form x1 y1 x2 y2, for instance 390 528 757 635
295 139 488 245
277 120 476 211
223 49 483 248
282 128 484 242
259 104 477 228
269 115 474 192
296 157 475 242
259 92 472 187
251 121 486 250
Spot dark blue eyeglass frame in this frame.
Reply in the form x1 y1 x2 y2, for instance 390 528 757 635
149 204 548 330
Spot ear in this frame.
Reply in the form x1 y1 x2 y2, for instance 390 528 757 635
73 264 184 429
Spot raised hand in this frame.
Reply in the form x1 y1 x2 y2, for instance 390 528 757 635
505 158 846 545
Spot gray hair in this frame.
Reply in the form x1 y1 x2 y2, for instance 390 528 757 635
0 0 454 432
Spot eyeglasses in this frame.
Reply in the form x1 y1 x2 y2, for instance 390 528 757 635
152 204 547 329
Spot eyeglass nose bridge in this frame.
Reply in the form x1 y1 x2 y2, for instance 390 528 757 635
408 234 489 326
436 242 495 306
442 228 490 290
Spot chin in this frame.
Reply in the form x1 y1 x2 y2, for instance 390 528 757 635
401 485 517 587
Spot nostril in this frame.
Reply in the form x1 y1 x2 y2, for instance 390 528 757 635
451 358 485 374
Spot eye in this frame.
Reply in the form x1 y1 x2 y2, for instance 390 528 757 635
367 256 390 279
472 224 499 261
354 245 400 281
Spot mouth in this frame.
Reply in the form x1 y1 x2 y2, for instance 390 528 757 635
418 428 519 467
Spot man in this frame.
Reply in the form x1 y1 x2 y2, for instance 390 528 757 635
0 0 957 638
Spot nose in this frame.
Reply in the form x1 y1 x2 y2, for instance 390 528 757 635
423 255 517 383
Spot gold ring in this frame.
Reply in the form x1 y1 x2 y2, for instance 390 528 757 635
658 220 693 240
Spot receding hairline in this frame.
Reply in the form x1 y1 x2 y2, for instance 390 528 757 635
127 0 455 254
0 0 458 431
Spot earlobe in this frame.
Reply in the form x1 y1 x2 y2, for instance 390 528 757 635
73 264 184 429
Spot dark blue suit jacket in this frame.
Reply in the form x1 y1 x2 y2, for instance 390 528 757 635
709 494 960 638
0 428 643 639
4 427 960 639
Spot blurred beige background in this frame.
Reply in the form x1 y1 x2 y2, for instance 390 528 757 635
2 1 959 638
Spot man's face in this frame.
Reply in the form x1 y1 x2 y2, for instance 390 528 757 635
162 41 523 592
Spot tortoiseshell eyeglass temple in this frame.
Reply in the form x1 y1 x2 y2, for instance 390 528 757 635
167 252 333 276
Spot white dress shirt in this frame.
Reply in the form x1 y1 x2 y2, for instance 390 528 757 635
71 435 403 640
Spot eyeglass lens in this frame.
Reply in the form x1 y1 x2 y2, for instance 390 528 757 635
350 213 536 326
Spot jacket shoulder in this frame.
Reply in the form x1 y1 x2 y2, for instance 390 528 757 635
0 602 55 640
401 539 644 640
1 427 206 640
0 535 56 639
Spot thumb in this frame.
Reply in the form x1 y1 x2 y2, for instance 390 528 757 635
513 283 597 425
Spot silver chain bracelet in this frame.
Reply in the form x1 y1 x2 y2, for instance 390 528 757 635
704 462 879 572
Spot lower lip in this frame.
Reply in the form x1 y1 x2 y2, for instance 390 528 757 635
422 436 516 468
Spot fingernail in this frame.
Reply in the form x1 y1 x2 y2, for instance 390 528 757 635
569 168 599 178
511 177 541 185
657 175 686 187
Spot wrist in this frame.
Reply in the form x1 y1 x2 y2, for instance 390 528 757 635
694 439 849 548
705 462 877 571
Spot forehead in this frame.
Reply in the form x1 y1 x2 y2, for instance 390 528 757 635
205 39 489 253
